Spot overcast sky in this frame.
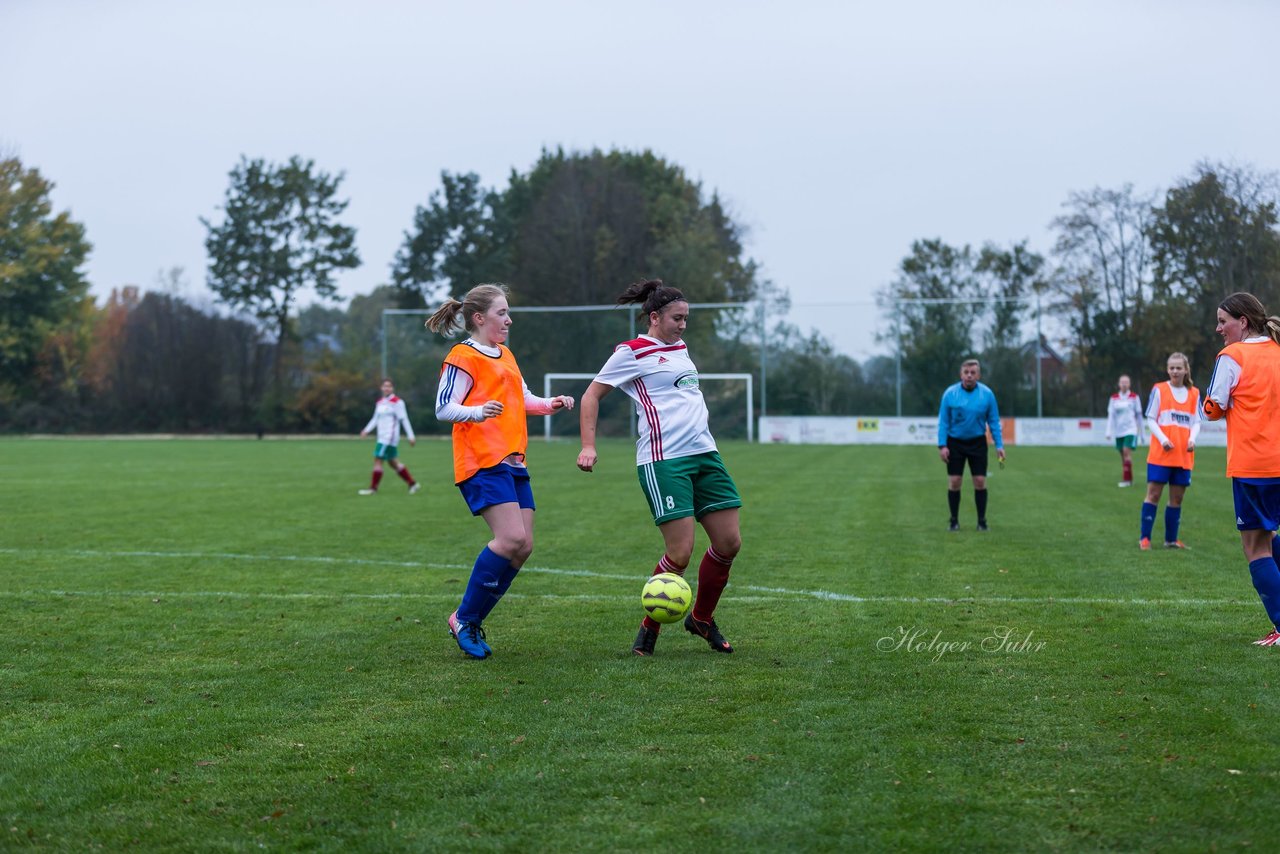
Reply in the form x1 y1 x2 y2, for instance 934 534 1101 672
4 0 1278 359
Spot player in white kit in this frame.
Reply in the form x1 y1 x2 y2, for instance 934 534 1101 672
358 379 419 495
577 280 743 657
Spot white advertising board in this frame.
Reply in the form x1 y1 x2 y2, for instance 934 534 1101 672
758 416 1227 447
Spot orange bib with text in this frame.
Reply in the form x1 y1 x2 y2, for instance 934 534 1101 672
1147 382 1198 470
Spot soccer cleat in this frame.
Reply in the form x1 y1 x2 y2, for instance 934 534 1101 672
977 520 989 532
447 610 490 658
1139 537 1151 551
1252 630 1280 647
408 483 422 494
1163 540 1187 549
948 520 960 533
685 613 733 653
1118 481 1133 488
632 625 658 656
358 488 377 496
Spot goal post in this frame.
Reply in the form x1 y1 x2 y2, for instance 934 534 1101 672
543 372 754 443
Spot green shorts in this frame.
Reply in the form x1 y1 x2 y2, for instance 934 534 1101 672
637 451 742 526
374 442 399 461
1114 435 1138 451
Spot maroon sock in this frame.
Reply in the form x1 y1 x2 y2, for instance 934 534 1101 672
396 466 415 485
370 469 384 491
642 555 686 632
1122 460 1133 482
692 546 734 623
653 554 684 577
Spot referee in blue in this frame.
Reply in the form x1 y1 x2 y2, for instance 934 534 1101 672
938 358 1006 532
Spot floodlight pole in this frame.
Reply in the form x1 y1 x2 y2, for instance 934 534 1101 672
759 299 767 421
894 300 902 417
380 311 387 379
1035 294 1043 418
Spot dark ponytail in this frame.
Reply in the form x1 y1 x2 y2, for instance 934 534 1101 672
616 279 685 316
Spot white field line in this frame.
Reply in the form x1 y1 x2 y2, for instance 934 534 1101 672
0 547 1256 608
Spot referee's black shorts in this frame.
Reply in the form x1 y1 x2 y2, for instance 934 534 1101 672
945 435 989 477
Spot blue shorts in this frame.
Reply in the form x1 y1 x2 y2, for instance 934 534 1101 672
1232 479 1280 531
458 463 535 516
1147 464 1191 486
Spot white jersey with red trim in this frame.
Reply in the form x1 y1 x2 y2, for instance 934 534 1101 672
592 335 717 465
1105 391 1142 439
363 395 415 446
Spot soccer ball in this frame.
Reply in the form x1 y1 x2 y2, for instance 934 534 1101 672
641 572 692 624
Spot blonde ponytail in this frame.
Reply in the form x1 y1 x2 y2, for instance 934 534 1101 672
1267 316 1280 346
425 284 510 337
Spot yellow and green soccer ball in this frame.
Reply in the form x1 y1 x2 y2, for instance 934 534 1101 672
641 572 692 623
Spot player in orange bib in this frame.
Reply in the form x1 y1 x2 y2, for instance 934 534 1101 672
1137 353 1199 550
1203 292 1280 646
426 284 575 659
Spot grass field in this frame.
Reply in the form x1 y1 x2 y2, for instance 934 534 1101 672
2 437 1278 851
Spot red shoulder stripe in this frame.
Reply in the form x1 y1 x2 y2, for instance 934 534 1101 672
620 339 688 359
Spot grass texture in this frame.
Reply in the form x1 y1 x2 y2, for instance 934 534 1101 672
2 437 1277 851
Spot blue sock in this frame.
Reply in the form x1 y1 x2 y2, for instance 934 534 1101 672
1140 502 1157 541
478 563 521 622
1164 507 1182 543
457 547 511 624
1249 558 1280 628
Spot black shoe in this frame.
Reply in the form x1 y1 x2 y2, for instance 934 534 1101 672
632 625 658 656
948 520 960 533
977 520 989 532
684 613 733 653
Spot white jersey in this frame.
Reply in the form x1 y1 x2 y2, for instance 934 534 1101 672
592 335 717 465
363 395 415 446
1106 391 1143 439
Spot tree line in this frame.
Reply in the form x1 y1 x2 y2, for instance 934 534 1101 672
884 165 1280 416
1 151 1277 433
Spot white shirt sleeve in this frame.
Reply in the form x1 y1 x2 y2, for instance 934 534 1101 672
435 363 486 423
522 380 557 416
593 345 644 388
363 408 378 434
396 399 415 442
1189 395 1201 444
1145 390 1170 447
1205 354 1242 413
1104 397 1116 440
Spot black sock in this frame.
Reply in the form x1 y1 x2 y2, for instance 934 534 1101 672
948 489 961 521
975 488 988 522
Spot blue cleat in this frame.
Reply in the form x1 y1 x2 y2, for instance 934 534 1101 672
448 610 490 658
